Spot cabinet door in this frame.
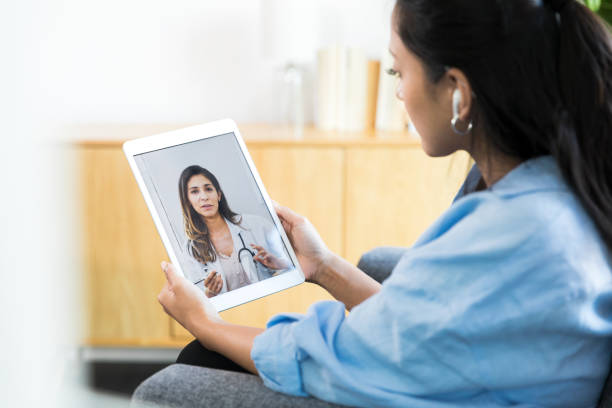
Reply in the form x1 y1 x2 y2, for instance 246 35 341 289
171 146 343 338
80 147 171 344
344 147 471 264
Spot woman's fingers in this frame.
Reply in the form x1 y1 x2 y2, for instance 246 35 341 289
251 244 269 264
215 277 223 294
158 282 177 320
157 283 169 304
161 261 177 285
205 273 223 295
251 244 269 259
205 274 220 297
274 202 302 225
204 271 217 287
251 244 265 253
212 275 220 294
254 254 269 264
156 261 223 330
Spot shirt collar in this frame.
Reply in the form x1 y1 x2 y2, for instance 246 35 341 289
491 155 567 197
455 155 567 201
224 216 247 236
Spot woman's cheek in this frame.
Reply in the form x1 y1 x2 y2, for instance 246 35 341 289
402 86 422 130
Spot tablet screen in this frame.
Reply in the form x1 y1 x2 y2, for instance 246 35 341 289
133 132 295 298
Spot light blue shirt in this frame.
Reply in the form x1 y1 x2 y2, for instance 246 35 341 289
251 156 612 407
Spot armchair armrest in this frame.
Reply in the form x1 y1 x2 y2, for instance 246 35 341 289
356 246 406 284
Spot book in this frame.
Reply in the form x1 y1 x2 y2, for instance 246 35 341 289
365 60 381 131
375 49 407 132
338 48 368 132
315 46 339 131
315 46 370 133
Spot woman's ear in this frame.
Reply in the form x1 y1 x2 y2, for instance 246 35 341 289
445 68 474 121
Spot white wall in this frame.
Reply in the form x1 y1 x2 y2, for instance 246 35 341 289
33 0 395 132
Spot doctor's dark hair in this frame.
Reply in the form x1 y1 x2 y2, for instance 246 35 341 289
394 0 612 249
178 165 241 264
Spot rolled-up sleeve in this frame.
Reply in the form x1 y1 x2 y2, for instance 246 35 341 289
252 302 347 396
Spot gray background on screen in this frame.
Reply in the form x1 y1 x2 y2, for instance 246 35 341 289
133 133 280 261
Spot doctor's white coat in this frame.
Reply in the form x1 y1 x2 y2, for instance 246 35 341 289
180 213 291 294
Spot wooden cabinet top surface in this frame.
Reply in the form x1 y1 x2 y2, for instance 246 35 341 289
68 123 422 148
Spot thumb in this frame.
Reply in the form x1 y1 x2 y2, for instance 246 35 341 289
161 261 178 285
274 202 301 224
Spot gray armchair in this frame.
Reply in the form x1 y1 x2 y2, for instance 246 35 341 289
132 247 612 408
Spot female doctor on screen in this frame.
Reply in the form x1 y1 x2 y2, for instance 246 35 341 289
178 165 291 297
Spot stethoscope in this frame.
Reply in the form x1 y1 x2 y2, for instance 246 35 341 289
193 231 258 286
237 232 258 281
237 232 256 262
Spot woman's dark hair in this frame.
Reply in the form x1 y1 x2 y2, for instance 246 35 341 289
394 0 612 249
178 165 240 264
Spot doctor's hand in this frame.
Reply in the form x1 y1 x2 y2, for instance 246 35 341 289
158 262 222 334
203 271 223 298
274 203 332 284
252 244 290 271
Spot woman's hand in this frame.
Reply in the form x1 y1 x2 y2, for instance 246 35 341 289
251 244 290 270
203 270 223 298
274 203 332 283
158 262 222 334
159 262 263 374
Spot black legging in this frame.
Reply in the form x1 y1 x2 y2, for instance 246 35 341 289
176 339 251 374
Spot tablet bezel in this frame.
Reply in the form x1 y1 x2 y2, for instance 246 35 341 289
123 119 305 312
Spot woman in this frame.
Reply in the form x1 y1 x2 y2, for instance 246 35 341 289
178 165 290 297
158 0 612 406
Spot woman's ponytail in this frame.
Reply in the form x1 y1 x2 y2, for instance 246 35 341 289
550 1 612 249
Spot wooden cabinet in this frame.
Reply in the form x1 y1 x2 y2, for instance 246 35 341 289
77 125 471 346
344 147 471 264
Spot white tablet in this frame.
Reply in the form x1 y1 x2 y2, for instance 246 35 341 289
123 119 304 312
